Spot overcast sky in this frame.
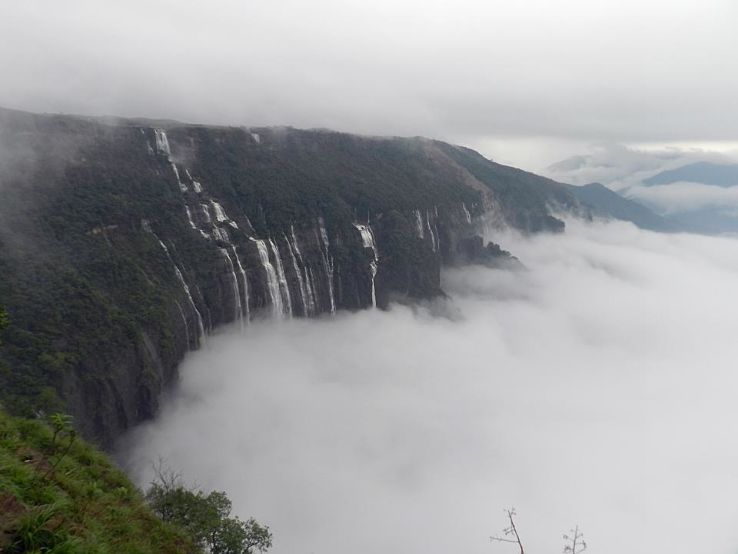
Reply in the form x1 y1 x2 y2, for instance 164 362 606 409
3 0 737 168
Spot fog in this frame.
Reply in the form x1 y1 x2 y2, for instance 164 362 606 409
626 181 738 215
545 143 738 190
122 219 738 554
4 1 738 168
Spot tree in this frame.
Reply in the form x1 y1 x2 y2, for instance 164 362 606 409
491 508 587 554
43 413 77 479
563 525 587 554
145 466 272 554
490 508 525 554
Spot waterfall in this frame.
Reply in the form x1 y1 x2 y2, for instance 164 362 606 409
173 266 206 346
200 204 212 224
212 227 230 243
153 236 205 346
353 223 379 308
284 234 308 316
220 248 243 327
269 238 293 317
185 170 203 194
153 129 185 192
426 209 437 252
291 226 315 315
290 226 316 316
317 217 336 314
174 300 191 349
305 267 317 316
232 246 250 325
462 202 472 224
185 206 197 229
211 201 228 222
154 129 171 156
171 163 188 192
252 238 283 317
414 209 425 239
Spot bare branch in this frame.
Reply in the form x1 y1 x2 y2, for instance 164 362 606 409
563 525 587 554
490 508 524 554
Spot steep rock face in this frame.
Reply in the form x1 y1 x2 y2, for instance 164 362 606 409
0 108 580 447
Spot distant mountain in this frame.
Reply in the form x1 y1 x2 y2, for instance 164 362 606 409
643 161 738 187
566 183 675 231
660 208 738 235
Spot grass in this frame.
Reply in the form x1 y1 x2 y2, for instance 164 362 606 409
0 409 196 553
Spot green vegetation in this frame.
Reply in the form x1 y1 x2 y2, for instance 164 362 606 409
0 409 196 552
145 468 272 553
0 108 577 446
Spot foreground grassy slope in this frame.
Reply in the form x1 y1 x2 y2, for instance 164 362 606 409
0 409 195 553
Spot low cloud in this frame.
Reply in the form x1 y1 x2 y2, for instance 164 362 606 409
545 143 738 189
626 181 738 215
122 220 738 554
3 1 738 169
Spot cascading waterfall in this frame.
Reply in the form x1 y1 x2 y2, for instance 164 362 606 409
174 266 206 346
220 248 243 327
153 129 171 156
290 225 316 317
171 163 188 192
212 227 230 243
158 155 252 326
185 206 197 230
353 223 379 308
425 209 437 252
174 300 191 348
200 203 212 224
462 202 472 224
185 170 203 194
231 246 250 325
152 129 186 192
153 237 205 347
414 209 425 239
284 234 309 316
290 226 316 316
211 201 228 222
305 267 317 315
252 238 283 317
317 217 336 314
268 238 293 317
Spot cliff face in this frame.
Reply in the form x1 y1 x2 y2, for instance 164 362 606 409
0 108 580 447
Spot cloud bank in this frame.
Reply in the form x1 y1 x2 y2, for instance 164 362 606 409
545 143 738 189
3 1 738 168
122 220 738 554
627 181 738 214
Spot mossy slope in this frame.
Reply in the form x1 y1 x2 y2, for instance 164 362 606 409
0 409 195 553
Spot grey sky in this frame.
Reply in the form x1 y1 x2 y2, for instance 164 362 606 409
2 0 737 168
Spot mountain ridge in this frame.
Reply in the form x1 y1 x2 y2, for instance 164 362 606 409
0 107 663 447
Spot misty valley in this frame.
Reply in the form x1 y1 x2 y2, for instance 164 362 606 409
120 221 738 554
2 105 738 554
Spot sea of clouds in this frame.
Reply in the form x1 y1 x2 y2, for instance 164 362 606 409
121 219 738 554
